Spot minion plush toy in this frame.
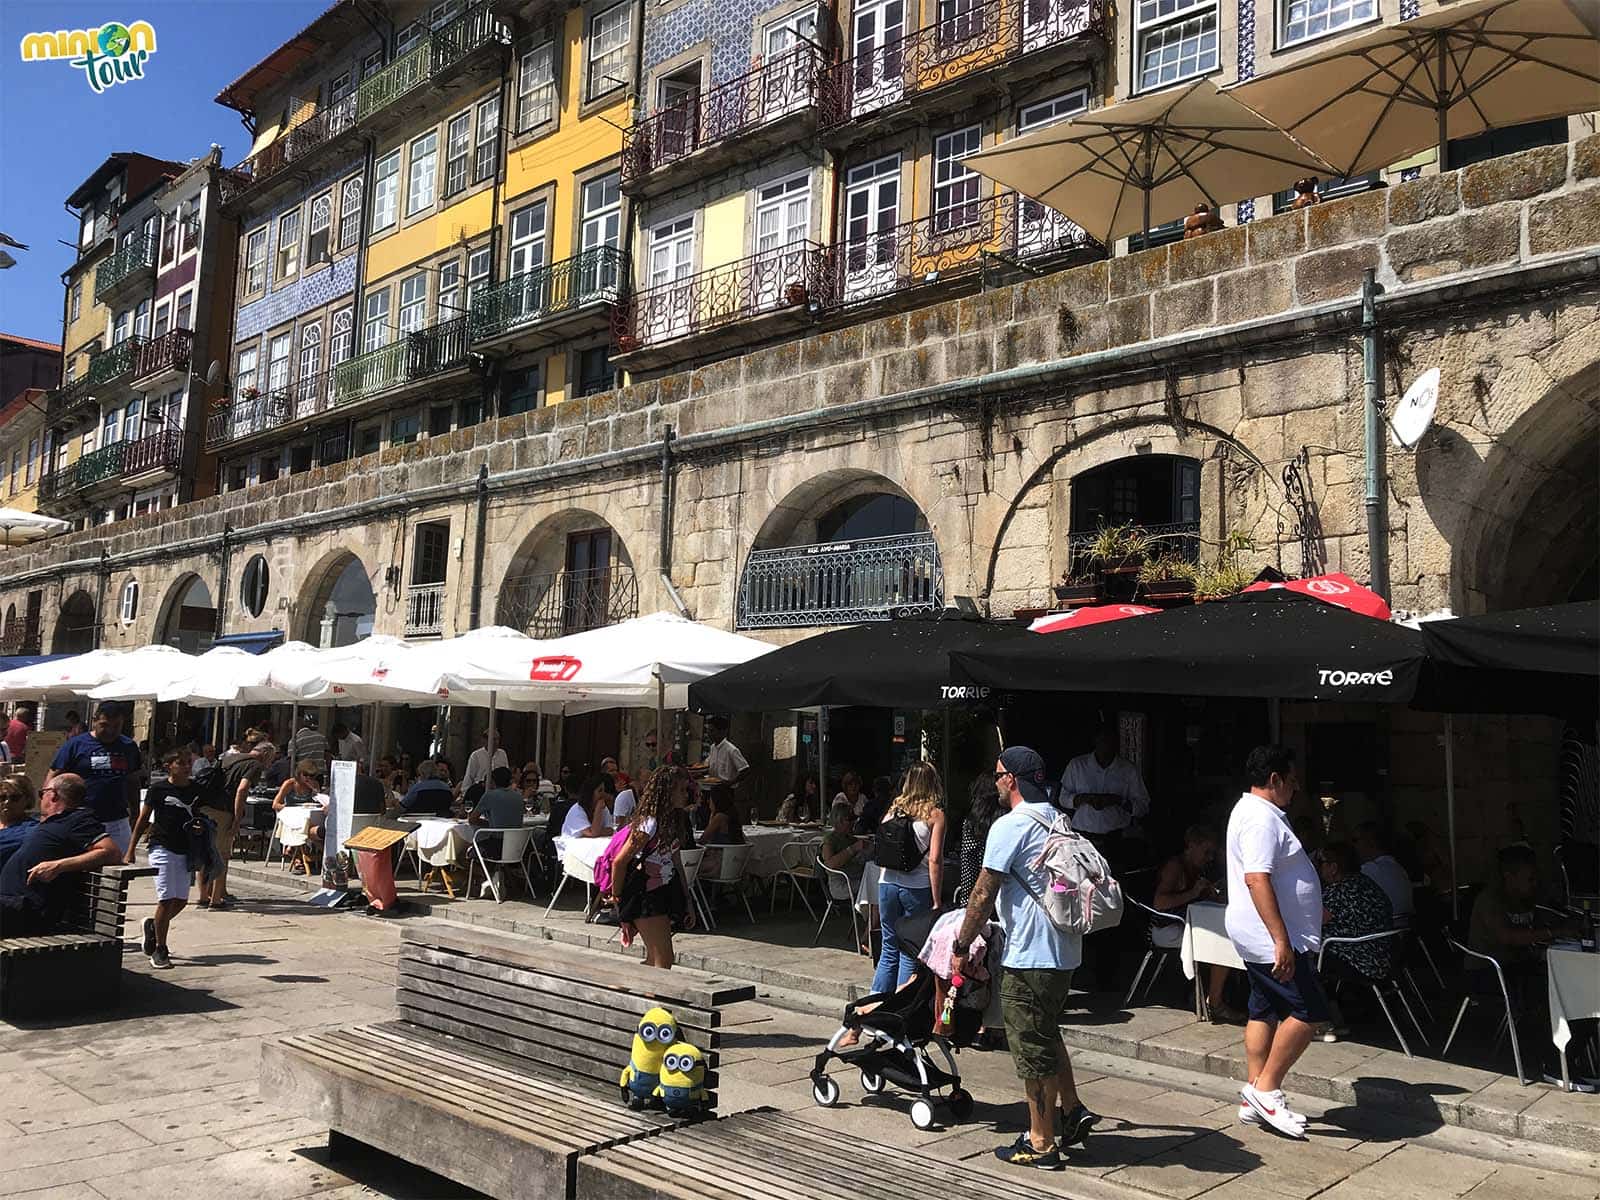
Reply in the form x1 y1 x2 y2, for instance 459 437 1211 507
619 1007 676 1109
653 1042 712 1117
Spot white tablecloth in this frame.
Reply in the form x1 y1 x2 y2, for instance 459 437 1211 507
413 818 472 867
274 805 317 840
1181 901 1244 979
742 826 822 877
1548 945 1600 1085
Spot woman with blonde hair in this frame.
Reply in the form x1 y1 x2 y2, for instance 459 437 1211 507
869 760 947 994
0 775 39 872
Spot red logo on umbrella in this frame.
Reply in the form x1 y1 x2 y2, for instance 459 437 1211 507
1031 604 1160 634
529 656 582 682
1243 573 1389 619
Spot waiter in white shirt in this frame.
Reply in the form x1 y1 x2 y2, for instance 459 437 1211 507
1059 720 1151 863
461 731 510 795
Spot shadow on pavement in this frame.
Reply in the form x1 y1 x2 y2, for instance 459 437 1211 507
6 971 242 1028
294 1136 483 1198
1317 1077 1468 1139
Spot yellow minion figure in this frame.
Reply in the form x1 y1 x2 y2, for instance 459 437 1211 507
653 1042 711 1117
619 1007 677 1109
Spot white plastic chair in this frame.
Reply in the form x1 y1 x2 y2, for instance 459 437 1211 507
699 842 755 925
771 839 821 918
678 847 714 930
467 826 538 904
814 855 866 955
1317 929 1426 1058
545 843 598 919
1124 897 1187 1007
1441 936 1528 1084
267 808 311 871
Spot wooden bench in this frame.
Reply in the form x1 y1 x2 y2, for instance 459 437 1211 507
260 922 756 1200
0 863 155 1021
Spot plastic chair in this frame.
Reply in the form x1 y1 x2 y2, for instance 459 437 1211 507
467 826 539 904
544 843 598 919
1123 897 1187 1007
1318 929 1427 1058
677 847 714 929
772 839 821 918
267 809 311 871
1441 937 1528 1083
813 855 866 955
699 842 755 924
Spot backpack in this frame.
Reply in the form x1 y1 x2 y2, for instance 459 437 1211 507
874 809 924 873
593 824 637 897
1012 808 1123 935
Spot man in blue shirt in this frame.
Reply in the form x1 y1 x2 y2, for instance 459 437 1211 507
0 773 121 936
49 702 143 855
951 745 1098 1171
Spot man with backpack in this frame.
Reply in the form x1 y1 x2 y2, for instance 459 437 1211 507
951 746 1106 1171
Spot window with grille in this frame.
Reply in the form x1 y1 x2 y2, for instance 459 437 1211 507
339 174 364 248
408 132 438 215
474 94 500 182
1281 0 1374 46
307 191 332 264
518 42 555 130
399 274 428 334
372 151 400 232
276 209 301 280
445 110 472 197
363 291 390 352
932 126 982 230
1134 0 1217 92
587 3 631 101
244 226 268 293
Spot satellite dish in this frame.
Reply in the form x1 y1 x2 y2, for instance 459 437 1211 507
205 359 224 387
1391 367 1439 448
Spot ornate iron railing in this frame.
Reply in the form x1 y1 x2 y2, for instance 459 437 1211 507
820 0 1102 127
737 531 944 628
405 582 447 637
500 564 639 638
134 328 194 381
206 386 292 448
0 618 42 657
86 337 146 387
94 235 156 300
826 189 1098 308
1065 520 1202 567
332 317 470 406
122 429 184 476
614 241 826 350
45 378 96 429
471 247 627 342
41 441 130 503
622 46 823 185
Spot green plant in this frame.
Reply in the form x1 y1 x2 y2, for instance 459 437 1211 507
1088 521 1150 564
1192 531 1256 600
1138 554 1195 585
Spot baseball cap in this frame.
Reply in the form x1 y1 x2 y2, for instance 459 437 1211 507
999 745 1049 806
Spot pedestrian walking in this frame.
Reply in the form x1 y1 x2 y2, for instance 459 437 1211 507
1225 744 1328 1139
952 746 1098 1169
47 702 142 855
869 762 947 995
200 737 273 909
127 747 207 969
611 764 697 969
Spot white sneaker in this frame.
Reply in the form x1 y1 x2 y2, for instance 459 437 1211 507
1240 1084 1308 1139
1237 1103 1261 1126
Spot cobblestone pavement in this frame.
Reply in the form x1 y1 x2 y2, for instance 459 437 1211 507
4 875 1597 1200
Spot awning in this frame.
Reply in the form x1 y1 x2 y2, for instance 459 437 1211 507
1413 600 1599 717
211 630 285 655
0 654 69 673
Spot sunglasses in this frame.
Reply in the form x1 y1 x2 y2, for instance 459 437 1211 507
993 769 1013 781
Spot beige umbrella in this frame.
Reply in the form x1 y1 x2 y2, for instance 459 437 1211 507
1229 0 1600 176
961 80 1334 247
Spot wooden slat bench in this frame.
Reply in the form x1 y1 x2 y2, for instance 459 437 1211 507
260 922 757 1200
0 863 156 1021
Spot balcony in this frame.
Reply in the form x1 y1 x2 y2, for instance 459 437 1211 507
121 429 185 478
0 618 42 657
45 377 96 430
471 248 626 349
133 328 194 387
821 0 1103 139
94 235 156 303
613 242 827 365
332 317 470 407
736 531 944 629
206 386 293 449
86 337 147 394
499 564 639 638
219 3 508 210
405 582 447 638
622 47 824 195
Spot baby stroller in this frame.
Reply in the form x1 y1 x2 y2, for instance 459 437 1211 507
809 908 975 1129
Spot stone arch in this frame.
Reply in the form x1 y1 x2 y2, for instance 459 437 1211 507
495 508 638 636
296 549 378 647
52 589 98 654
747 468 931 552
152 572 217 654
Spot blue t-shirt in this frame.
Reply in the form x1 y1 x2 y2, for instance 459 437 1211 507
51 732 143 823
0 806 108 923
982 801 1082 971
0 819 37 872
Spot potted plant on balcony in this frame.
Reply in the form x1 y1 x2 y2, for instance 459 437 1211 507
1090 522 1150 577
1137 554 1196 605
784 281 809 307
1053 566 1103 607
616 333 641 354
1192 532 1256 601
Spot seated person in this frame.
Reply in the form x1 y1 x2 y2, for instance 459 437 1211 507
613 781 638 823
1317 841 1394 1036
853 775 894 838
1354 821 1414 921
820 800 866 881
560 775 617 840
0 773 121 936
0 776 39 872
1154 824 1243 1023
352 763 387 815
398 761 455 817
779 774 821 825
701 785 745 846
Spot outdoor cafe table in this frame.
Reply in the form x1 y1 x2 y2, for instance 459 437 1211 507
743 824 823 877
1549 943 1600 1091
1182 900 1245 1017
413 813 548 869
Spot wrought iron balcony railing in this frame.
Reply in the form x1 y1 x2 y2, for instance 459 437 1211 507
0 618 42 657
40 440 129 505
821 0 1102 128
45 378 96 430
122 428 185 476
95 235 157 300
332 317 470 406
405 582 447 638
500 564 639 638
737 531 944 629
614 241 827 351
86 337 146 388
622 46 823 186
1065 520 1201 567
134 328 194 382
470 247 627 342
206 386 293 448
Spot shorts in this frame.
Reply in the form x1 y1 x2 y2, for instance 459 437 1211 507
1000 967 1075 1079
617 869 686 923
1244 952 1332 1024
103 818 132 856
148 845 192 902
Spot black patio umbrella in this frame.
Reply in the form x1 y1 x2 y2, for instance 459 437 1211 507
1415 600 1599 717
687 610 1033 712
950 589 1426 703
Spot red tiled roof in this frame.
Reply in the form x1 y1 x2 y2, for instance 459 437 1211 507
1 333 60 354
214 0 368 116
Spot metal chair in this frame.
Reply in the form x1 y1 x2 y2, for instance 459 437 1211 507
1555 842 1599 909
677 847 714 930
699 842 756 925
1441 937 1528 1084
544 843 598 919
814 855 867 955
1123 897 1186 1008
772 839 821 918
1318 929 1427 1058
467 827 539 904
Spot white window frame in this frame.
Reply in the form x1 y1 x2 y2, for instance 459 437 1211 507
407 130 439 216
508 201 548 279
1133 0 1219 93
153 300 171 337
123 399 140 442
444 109 472 197
119 580 139 624
466 247 492 311
395 20 425 56
587 2 632 101
399 273 428 334
1280 0 1377 47
932 125 982 228
339 174 364 249
328 69 353 105
329 307 354 366
267 331 292 393
648 215 695 289
362 49 385 78
474 94 500 183
299 321 323 383
70 281 82 321
438 259 462 317
517 41 556 131
133 297 152 339
276 208 301 280
363 290 390 353
244 226 268 293
1018 86 1090 131
102 407 120 445
173 288 193 332
236 346 258 396
580 172 622 252
372 151 401 233
306 190 333 265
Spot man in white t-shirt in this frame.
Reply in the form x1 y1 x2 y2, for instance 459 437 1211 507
702 717 749 787
1353 822 1414 920
1059 722 1150 847
1224 744 1328 1140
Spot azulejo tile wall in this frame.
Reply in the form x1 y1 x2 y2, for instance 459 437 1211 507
642 0 778 86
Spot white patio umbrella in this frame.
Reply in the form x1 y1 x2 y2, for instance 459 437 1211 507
266 635 438 705
85 645 201 702
0 508 69 546
157 641 318 706
0 648 128 701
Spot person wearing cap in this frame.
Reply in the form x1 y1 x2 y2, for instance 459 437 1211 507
47 702 144 856
951 745 1099 1171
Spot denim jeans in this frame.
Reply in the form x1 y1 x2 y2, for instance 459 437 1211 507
871 881 933 995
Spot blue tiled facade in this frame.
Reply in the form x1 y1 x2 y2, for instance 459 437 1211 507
234 160 361 344
642 0 781 85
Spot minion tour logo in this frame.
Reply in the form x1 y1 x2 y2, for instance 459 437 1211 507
19 20 157 93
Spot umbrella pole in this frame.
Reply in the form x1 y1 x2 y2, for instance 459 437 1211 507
818 706 828 804
655 673 665 775
488 691 498 759
1435 34 1449 173
535 710 543 771
366 702 377 773
1444 714 1458 922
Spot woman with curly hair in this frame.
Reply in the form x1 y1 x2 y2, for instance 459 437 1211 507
612 764 698 969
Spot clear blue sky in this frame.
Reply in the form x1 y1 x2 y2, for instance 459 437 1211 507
0 1 328 344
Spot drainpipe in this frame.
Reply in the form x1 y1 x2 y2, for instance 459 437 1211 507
94 550 110 649
469 463 488 629
215 523 234 638
657 426 687 616
1360 268 1389 602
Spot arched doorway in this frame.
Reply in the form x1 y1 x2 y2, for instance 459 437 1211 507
52 590 98 654
496 509 638 638
740 470 942 630
157 574 217 654
299 553 377 647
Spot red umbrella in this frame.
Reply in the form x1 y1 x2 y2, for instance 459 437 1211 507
1241 573 1391 620
1030 604 1160 634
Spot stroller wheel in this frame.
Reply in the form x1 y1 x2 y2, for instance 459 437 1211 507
910 1099 936 1130
947 1088 975 1121
811 1075 841 1108
859 1070 886 1095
